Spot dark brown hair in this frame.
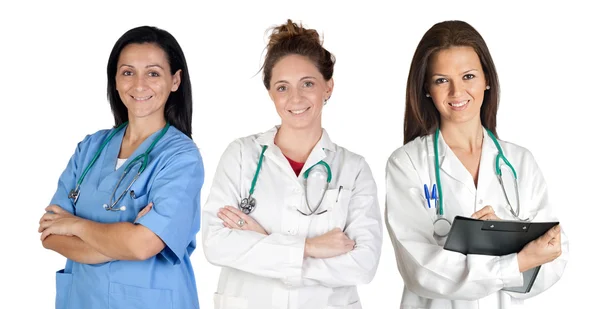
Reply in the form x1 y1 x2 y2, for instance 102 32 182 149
404 20 500 144
261 19 335 89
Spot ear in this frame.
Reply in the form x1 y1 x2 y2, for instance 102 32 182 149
424 83 431 98
171 69 182 92
325 78 334 100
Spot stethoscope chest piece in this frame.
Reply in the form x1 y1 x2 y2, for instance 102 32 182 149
240 196 256 214
68 188 80 204
433 216 452 237
103 204 126 211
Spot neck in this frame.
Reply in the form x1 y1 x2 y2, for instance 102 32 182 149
440 120 484 153
123 116 166 144
274 124 322 162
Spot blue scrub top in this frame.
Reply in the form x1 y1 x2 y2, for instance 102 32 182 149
50 124 204 309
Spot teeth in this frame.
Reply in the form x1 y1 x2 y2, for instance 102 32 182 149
290 108 308 114
450 101 467 107
134 96 152 101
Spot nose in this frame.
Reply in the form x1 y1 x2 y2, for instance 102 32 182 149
134 75 148 92
290 87 302 104
449 80 464 97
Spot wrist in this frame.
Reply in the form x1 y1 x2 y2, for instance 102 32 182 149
517 251 531 272
72 218 88 238
304 238 312 258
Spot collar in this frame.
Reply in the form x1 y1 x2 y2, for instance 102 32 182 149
255 125 337 153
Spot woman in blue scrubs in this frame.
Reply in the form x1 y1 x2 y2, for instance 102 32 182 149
38 26 204 309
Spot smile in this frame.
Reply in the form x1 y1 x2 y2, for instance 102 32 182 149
131 95 153 101
289 107 310 115
449 100 468 107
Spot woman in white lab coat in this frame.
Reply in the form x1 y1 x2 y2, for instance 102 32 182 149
202 19 383 309
385 20 569 309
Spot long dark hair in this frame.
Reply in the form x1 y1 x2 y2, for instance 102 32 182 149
404 20 500 144
106 26 193 138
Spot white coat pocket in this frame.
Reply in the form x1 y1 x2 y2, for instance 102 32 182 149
213 293 248 309
309 187 350 235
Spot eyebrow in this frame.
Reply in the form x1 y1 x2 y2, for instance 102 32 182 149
431 69 479 77
118 64 165 70
273 76 317 84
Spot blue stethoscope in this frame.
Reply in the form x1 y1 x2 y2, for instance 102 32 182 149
429 128 528 237
67 122 170 212
239 145 332 216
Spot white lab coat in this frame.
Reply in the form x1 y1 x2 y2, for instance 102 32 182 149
385 130 569 309
202 126 383 309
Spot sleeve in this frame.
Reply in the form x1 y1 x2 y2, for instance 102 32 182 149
283 158 383 288
504 150 569 301
49 135 92 215
202 140 306 280
136 151 204 265
385 150 523 301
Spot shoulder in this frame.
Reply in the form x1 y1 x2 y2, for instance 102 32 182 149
387 135 429 167
331 143 368 168
496 138 538 168
161 126 202 159
73 128 117 153
222 128 274 156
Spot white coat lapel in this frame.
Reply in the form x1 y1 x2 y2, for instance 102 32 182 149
437 132 477 195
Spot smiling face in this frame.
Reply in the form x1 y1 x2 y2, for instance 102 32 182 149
115 43 181 122
268 54 333 131
427 45 488 127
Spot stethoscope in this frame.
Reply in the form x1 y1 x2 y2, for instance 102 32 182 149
431 128 528 237
67 122 170 212
239 145 332 216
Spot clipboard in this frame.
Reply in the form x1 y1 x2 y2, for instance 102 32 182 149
443 216 559 293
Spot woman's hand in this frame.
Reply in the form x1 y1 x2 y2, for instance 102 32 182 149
38 205 82 241
304 228 355 259
218 206 268 235
517 225 562 272
471 205 501 220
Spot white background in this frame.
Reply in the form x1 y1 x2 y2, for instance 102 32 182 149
0 0 596 308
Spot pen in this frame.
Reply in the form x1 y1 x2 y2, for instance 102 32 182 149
424 184 432 208
431 184 437 211
336 185 343 202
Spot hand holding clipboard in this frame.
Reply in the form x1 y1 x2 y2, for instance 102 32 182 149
443 216 562 293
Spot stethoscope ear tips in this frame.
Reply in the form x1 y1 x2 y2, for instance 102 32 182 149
119 205 127 211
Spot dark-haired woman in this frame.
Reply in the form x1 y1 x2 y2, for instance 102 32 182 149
38 25 203 309
385 20 568 309
202 19 382 309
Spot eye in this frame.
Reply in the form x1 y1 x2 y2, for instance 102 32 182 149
463 74 475 80
122 70 133 76
303 81 314 88
148 71 160 77
434 78 448 85
276 85 287 92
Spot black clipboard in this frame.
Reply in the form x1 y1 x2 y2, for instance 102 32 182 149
443 216 559 293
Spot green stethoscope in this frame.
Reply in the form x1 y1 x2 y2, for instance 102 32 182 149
431 128 528 237
239 145 332 216
67 122 170 212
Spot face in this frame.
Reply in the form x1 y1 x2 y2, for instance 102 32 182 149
427 46 488 126
268 54 333 130
115 43 181 121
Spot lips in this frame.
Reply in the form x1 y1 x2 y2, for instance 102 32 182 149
131 95 153 101
289 107 310 115
448 100 469 111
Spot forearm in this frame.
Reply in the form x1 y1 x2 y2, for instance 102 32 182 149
42 235 113 264
73 219 154 260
